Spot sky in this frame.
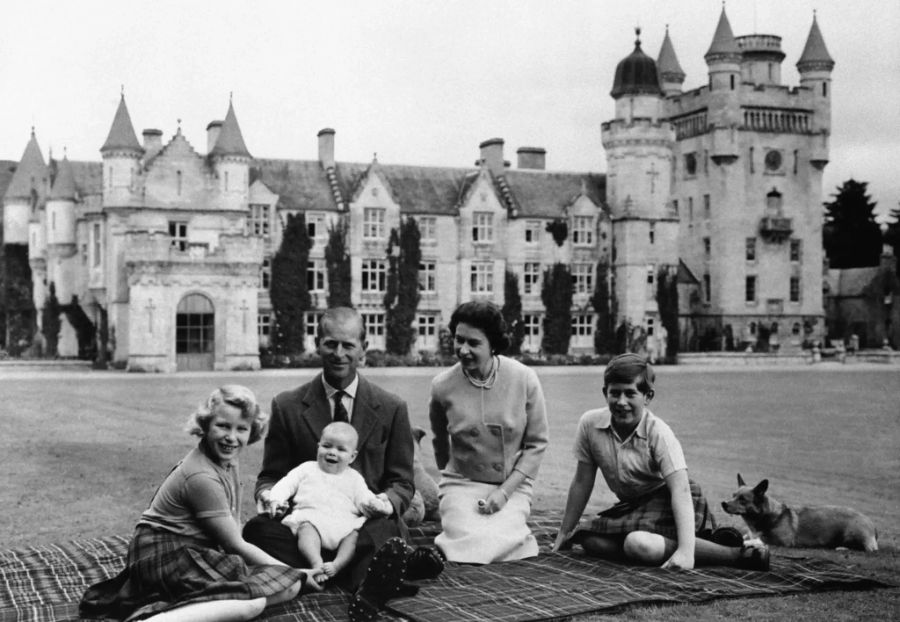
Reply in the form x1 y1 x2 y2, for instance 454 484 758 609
2 0 898 220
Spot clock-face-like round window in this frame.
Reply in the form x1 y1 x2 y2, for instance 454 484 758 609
685 153 698 176
765 150 782 171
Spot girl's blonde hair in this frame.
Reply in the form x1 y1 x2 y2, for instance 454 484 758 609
186 384 269 444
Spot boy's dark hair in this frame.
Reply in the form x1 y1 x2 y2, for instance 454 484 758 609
603 353 655 393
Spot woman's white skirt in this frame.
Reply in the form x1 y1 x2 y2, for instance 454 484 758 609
434 471 538 564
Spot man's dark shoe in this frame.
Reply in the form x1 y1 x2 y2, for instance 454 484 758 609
348 538 408 622
405 545 445 581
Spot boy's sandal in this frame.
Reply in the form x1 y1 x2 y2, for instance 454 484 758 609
736 542 771 572
348 537 408 622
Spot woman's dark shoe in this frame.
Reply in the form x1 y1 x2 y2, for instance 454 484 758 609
405 545 445 581
348 538 408 622
710 526 745 548
736 542 771 572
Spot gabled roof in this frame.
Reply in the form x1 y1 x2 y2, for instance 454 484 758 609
677 259 701 285
4 130 47 201
253 159 340 212
100 94 143 154
797 14 835 71
705 8 741 61
503 170 605 217
209 101 251 159
49 157 77 200
657 27 685 82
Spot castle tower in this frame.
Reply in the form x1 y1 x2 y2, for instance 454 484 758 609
797 14 835 136
46 155 78 303
602 29 678 332
705 7 742 163
208 99 251 211
657 27 685 97
3 130 48 245
100 93 144 207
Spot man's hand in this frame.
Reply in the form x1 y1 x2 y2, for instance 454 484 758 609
361 493 394 518
257 489 288 518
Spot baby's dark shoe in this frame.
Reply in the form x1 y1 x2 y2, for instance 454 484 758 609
710 526 745 548
736 542 770 572
348 537 408 622
405 545 445 581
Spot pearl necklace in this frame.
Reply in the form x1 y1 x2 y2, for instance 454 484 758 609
462 356 499 390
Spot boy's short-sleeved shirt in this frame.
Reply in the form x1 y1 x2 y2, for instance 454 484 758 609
574 407 686 501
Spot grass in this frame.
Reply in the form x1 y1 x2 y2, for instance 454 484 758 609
2 364 898 620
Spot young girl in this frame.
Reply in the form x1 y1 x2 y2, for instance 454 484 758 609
552 354 769 571
81 385 320 622
261 422 393 582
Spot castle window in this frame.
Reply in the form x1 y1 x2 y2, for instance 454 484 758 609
472 212 493 243
649 222 655 245
746 237 757 262
169 221 188 251
417 314 437 338
704 150 709 174
177 170 183 196
766 188 783 216
571 263 594 294
524 314 541 338
361 259 387 292
524 220 542 244
688 197 694 221
304 312 323 339
790 276 801 303
572 216 594 245
257 313 271 340
703 237 711 258
684 153 697 177
418 261 436 293
362 312 385 338
92 223 102 267
260 258 271 289
363 208 386 239
822 82 828 97
703 273 711 303
108 167 113 189
470 262 494 293
672 199 679 215
793 150 799 175
523 262 541 295
730 74 735 90
646 316 655 336
703 194 711 220
745 275 757 303
418 216 437 244
749 147 755 174
306 212 327 241
646 264 656 300
248 204 271 239
571 314 593 337
306 259 326 292
790 239 802 262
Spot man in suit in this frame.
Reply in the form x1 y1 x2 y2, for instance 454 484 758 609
244 307 442 618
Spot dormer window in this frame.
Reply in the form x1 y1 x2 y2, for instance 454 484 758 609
363 208 386 239
472 212 493 243
572 216 593 245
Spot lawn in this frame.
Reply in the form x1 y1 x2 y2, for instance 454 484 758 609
1 364 898 620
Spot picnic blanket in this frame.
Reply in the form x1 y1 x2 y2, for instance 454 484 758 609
1 510 892 622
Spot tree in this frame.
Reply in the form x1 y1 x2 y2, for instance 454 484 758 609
269 212 311 357
325 217 352 308
61 295 96 359
502 270 525 355
823 179 882 269
1 244 35 355
884 203 900 260
384 218 421 355
42 282 61 357
656 265 680 362
590 260 614 354
541 263 572 354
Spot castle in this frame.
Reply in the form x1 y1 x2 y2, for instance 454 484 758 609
0 8 833 371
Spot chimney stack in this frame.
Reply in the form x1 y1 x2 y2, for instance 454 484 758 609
479 138 506 176
142 129 163 160
206 120 223 154
318 128 336 169
517 146 546 170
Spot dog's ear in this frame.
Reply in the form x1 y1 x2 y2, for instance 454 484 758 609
737 473 746 487
753 479 769 496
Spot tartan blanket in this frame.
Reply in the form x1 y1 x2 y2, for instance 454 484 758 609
0 510 892 622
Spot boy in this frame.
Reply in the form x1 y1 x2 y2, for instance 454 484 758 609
552 353 769 571
262 422 393 580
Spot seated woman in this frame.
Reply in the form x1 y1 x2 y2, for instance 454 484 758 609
429 301 549 563
81 385 320 622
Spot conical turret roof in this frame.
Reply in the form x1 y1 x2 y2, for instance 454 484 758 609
101 94 143 154
797 14 835 71
611 29 663 98
657 27 685 82
49 156 77 201
209 100 251 159
4 129 47 201
705 7 741 61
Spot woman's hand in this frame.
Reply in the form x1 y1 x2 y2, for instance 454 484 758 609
662 547 695 570
551 528 576 552
478 487 509 514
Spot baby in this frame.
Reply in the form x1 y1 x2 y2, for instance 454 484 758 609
262 422 393 580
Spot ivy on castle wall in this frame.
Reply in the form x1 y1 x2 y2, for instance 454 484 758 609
270 212 311 357
61 295 97 360
590 260 614 354
42 282 61 357
325 217 352 308
541 263 573 355
384 217 421 355
656 265 680 362
502 270 525 355
1 243 36 355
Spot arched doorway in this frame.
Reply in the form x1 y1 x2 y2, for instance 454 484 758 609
176 293 214 371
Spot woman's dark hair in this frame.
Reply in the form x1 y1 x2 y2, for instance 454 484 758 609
449 301 511 354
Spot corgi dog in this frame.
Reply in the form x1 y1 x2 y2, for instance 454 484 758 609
721 474 878 552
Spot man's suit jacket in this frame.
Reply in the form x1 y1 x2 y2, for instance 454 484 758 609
255 373 415 516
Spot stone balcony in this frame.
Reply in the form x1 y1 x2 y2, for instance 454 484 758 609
759 215 793 242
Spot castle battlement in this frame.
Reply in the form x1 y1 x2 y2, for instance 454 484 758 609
123 230 262 264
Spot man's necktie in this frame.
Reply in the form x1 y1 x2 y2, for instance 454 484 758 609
332 390 349 422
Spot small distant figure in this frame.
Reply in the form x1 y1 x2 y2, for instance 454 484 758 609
848 334 859 354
